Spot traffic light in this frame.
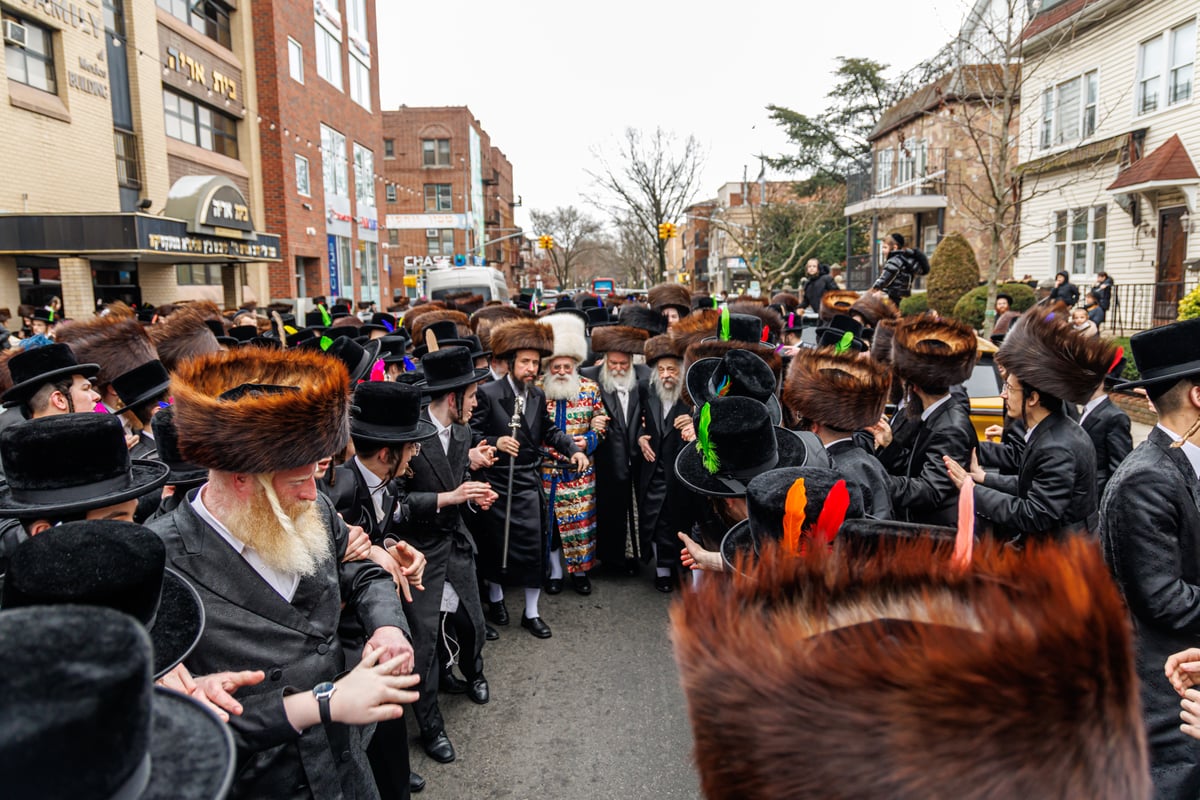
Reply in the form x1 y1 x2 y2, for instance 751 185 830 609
538 234 554 250
658 222 678 240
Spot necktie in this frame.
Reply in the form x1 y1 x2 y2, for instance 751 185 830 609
440 427 451 454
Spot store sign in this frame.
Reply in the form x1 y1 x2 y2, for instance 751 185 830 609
163 45 241 107
385 213 470 230
201 185 253 232
327 235 340 295
16 0 100 38
144 233 279 259
403 255 450 270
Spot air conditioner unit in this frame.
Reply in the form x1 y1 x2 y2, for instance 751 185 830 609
3 20 28 48
425 228 439 238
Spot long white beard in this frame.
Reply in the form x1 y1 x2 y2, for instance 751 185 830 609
651 372 682 409
543 371 582 402
600 365 636 394
222 476 331 577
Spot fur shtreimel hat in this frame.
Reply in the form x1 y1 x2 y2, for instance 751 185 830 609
849 292 899 328
648 283 692 316
489 319 554 360
644 334 681 365
667 307 722 353
171 348 351 474
542 312 588 364
890 316 978 390
147 303 222 373
54 314 158 389
671 535 1149 800
411 309 470 345
470 305 529 351
399 301 448 332
870 318 898 365
590 325 650 355
819 289 860 323
997 305 1119 404
784 347 891 432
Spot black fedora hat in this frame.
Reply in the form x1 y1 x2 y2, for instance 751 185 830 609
548 297 590 327
1120 318 1200 391
150 407 208 487
674 396 808 497
203 319 237 347
2 343 100 408
720 466 866 570
324 335 382 383
0 414 170 518
585 306 614 330
304 307 331 328
109 359 172 415
228 324 258 343
378 333 415 365
350 382 436 444
329 303 352 319
3 520 205 680
412 320 462 358
433 334 489 361
815 314 869 352
283 327 319 349
418 346 490 394
0 605 235 800
686 348 783 425
361 311 399 336
832 517 957 557
702 310 775 349
782 310 809 334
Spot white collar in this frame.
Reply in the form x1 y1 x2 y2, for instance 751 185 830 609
1079 394 1108 424
353 456 389 499
920 393 952 422
823 436 854 450
429 409 451 437
190 486 301 601
1157 424 1200 480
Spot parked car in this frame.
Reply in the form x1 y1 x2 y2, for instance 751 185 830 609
966 337 1004 440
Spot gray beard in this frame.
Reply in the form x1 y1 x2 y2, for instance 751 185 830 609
651 372 682 409
543 372 582 402
600 365 636 394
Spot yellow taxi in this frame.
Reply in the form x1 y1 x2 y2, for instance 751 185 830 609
965 337 1004 440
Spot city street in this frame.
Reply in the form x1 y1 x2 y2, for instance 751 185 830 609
408 572 700 799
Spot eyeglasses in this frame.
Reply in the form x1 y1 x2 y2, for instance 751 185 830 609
1000 381 1022 396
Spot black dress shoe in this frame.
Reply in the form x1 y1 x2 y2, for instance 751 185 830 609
440 670 469 694
422 731 456 763
520 615 552 639
570 573 592 595
486 599 509 626
545 578 563 595
624 557 641 576
468 676 490 705
409 771 426 793
485 624 500 641
655 575 674 593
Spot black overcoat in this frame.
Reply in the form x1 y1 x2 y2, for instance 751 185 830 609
635 380 690 564
887 398 977 526
827 439 894 520
1068 396 1133 498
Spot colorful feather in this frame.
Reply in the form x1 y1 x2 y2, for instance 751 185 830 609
47 309 55 323
781 478 808 556
284 325 298 335
319 304 332 327
369 358 386 382
1109 346 1124 375
319 335 333 352
381 318 395 333
712 296 719 310
715 375 731 397
761 325 770 343
813 479 850 546
953 476 975 570
834 329 854 355
402 355 416 372
787 312 795 329
719 308 731 341
696 403 720 474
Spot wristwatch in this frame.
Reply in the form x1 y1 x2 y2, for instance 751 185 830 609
313 681 336 726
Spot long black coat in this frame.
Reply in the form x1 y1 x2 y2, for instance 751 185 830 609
469 377 578 588
149 491 409 800
327 460 399 544
887 398 977 526
827 439 894 520
974 411 1097 541
1101 428 1200 799
1068 396 1133 498
394 413 485 738
636 381 690 563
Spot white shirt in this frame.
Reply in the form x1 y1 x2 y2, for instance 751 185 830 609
191 487 300 602
430 409 452 455
1078 394 1108 425
823 436 855 451
920 393 952 422
616 387 631 423
1157 424 1200 479
353 456 389 524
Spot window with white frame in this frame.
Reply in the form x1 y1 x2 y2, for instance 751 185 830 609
896 139 928 186
288 37 304 83
295 154 310 196
385 184 397 202
1053 205 1106 275
353 143 375 207
349 54 370 110
320 124 348 198
427 230 454 256
1039 70 1098 149
1137 19 1195 115
875 148 894 192
346 0 367 37
3 11 57 94
424 184 452 212
315 23 341 89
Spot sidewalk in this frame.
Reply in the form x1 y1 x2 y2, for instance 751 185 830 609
1131 419 1153 447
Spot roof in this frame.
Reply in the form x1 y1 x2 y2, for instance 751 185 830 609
1022 0 1092 40
870 65 1016 141
1107 134 1199 191
1014 129 1137 177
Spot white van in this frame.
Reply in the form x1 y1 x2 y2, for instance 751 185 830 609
425 265 510 304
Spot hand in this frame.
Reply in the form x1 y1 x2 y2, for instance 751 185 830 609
329 645 421 725
779 344 800 358
454 480 493 506
469 441 497 470
125 433 139 451
570 451 590 472
496 435 520 457
364 625 414 674
192 670 266 719
387 540 426 594
592 414 609 434
476 487 498 510
1183 689 1200 741
368 545 412 602
866 417 893 448
674 414 696 443
573 435 589 450
638 434 656 463
1166 649 1200 696
678 531 724 572
985 424 1004 440
342 523 372 563
944 449 985 489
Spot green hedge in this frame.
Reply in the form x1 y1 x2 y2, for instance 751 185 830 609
1178 286 1200 321
927 233 981 315
951 282 1037 329
899 292 928 316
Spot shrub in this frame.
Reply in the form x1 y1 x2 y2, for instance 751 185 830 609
952 282 1037 329
926 233 981 315
899 292 928 316
1178 286 1200 321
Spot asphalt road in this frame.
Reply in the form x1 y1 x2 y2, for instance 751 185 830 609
407 571 701 799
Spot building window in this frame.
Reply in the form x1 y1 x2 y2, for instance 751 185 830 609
874 148 893 192
1039 70 1099 148
424 184 452 212
384 138 394 158
386 184 397 202
295 154 310 196
3 12 56 94
1053 205 1107 275
176 264 224 285
427 229 454 256
288 37 304 83
114 129 141 189
320 124 348 198
422 139 451 167
163 89 239 158
1138 20 1196 115
315 23 342 90
346 0 367 36
388 229 399 245
895 139 927 185
349 55 370 110
359 240 379 303
156 0 231 49
353 143 375 208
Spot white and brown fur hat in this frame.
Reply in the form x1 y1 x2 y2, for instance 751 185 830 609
171 348 351 474
542 312 588 364
671 535 1149 799
489 318 555 360
890 316 978 391
784 347 891 432
997 305 1119 405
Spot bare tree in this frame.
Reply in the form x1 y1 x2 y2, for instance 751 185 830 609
528 206 603 290
587 128 705 283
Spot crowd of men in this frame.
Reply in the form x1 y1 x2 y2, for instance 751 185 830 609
2 237 1200 799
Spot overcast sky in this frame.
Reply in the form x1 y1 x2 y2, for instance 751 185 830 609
377 0 971 231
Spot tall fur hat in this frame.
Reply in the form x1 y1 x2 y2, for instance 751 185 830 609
997 305 1119 404
770 292 799 310
890 316 978 390
470 305 529 352
849 292 900 328
644 334 681 365
870 318 898 365
147 303 222 373
411 309 470 345
54 315 158 389
399 302 448 332
445 291 485 316
170 349 351 474
671 535 1149 799
617 305 670 336
542 312 587 364
648 283 692 316
489 319 554 359
667 308 722 353
727 302 784 344
819 290 861 323
590 325 650 355
784 347 891 431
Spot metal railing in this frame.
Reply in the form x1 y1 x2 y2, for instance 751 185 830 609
845 254 875 291
845 147 949 208
1107 279 1198 335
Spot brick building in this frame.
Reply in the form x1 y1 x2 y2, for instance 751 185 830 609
381 106 520 297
